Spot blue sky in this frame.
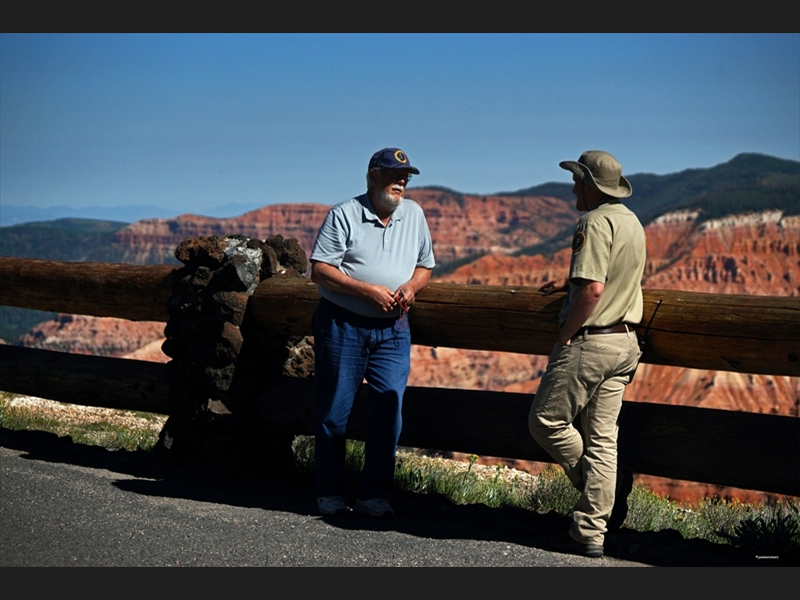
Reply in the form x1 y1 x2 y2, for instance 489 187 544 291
2 33 798 220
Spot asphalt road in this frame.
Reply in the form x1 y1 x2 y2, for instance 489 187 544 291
0 429 753 567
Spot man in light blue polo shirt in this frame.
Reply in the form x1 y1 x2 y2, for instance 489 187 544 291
310 147 435 518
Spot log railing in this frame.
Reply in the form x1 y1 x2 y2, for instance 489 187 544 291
1 257 798 496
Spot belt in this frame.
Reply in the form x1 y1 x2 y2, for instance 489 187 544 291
578 324 630 336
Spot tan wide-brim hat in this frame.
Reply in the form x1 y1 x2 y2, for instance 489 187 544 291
559 150 632 198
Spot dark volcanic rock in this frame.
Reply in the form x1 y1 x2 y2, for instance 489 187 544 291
158 234 311 479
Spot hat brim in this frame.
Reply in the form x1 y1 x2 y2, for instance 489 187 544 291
559 160 632 199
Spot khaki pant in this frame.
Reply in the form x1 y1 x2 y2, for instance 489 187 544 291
529 329 641 546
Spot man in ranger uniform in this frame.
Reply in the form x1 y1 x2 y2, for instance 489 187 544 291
529 150 646 558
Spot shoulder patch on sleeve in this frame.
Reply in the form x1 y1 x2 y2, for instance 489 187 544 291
572 231 586 252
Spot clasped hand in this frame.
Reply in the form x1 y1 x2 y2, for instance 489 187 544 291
369 284 413 313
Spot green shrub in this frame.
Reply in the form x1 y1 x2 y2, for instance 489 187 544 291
717 500 800 564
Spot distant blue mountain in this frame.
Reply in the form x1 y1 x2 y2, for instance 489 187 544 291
0 203 264 227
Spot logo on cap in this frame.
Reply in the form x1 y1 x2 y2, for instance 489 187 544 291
394 150 408 164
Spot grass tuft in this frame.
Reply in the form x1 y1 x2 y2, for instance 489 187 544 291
395 451 533 509
526 465 580 515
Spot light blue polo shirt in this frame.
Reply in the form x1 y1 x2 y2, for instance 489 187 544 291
310 193 435 318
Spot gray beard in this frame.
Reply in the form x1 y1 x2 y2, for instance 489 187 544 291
371 189 402 214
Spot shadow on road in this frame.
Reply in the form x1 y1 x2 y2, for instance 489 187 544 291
0 427 774 567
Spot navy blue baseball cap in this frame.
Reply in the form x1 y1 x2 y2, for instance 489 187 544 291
368 148 420 174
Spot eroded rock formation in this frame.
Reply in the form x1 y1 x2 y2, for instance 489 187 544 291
111 205 329 265
107 191 579 268
644 212 800 296
18 314 164 357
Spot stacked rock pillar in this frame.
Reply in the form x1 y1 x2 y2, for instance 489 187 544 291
159 234 311 479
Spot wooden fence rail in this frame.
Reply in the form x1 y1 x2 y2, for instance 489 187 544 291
1 257 798 496
2 257 799 376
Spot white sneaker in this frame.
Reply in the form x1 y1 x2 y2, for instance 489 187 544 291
317 496 349 516
354 498 395 519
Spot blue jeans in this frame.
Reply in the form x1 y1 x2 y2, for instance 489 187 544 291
313 299 411 500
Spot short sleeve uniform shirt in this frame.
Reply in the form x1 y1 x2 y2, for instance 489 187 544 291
559 201 646 328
